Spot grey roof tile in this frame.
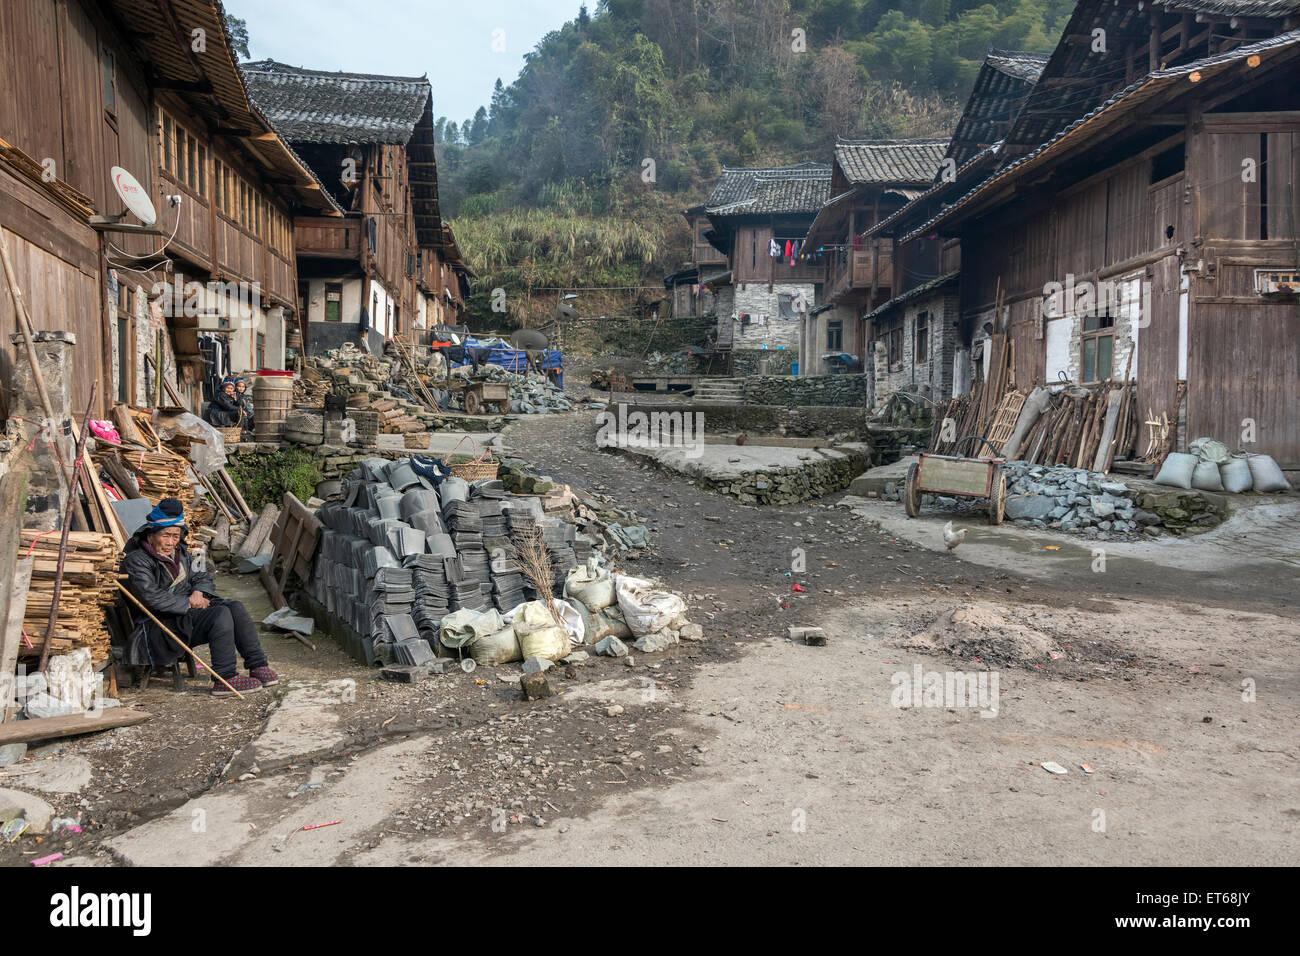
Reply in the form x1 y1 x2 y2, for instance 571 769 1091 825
240 60 430 145
833 139 948 185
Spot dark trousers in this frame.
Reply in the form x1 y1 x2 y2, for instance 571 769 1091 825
190 599 267 679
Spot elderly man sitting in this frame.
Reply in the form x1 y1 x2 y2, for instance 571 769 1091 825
122 498 278 696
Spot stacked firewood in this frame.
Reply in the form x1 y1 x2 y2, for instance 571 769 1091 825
18 530 121 664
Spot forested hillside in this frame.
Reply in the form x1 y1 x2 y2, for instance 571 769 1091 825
440 0 1073 325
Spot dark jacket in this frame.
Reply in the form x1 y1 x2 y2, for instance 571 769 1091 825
237 392 255 429
121 529 217 666
207 391 242 428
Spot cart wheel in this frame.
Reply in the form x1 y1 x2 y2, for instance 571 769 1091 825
989 469 1007 525
465 391 481 415
904 462 921 518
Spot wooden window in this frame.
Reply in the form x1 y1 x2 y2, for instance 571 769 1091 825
256 332 265 370
197 144 207 198
885 316 903 369
827 320 843 351
1081 313 1115 383
915 311 929 364
325 283 343 321
102 48 116 113
186 134 196 189
162 114 175 173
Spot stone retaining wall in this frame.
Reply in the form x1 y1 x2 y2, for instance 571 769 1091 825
605 403 873 443
742 373 868 408
680 450 871 506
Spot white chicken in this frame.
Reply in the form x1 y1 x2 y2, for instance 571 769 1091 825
942 521 967 552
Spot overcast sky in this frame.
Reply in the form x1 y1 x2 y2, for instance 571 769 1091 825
226 0 581 125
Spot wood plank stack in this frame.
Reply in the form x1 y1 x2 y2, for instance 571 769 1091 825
18 530 121 664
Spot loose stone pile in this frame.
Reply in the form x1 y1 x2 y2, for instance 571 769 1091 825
999 462 1152 536
473 367 571 413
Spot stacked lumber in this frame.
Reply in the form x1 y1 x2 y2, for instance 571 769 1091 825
1017 383 1139 468
18 530 120 664
102 446 195 511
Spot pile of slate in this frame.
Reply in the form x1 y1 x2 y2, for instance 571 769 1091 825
998 461 1156 536
476 366 571 414
309 457 595 666
881 461 1161 538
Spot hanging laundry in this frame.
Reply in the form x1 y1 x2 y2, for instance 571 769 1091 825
769 238 780 258
784 240 793 258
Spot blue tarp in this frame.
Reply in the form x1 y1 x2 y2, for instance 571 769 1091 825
450 343 563 387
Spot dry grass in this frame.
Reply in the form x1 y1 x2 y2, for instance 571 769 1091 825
509 527 559 625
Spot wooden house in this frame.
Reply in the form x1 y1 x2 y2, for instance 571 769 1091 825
799 139 948 377
0 0 339 417
241 61 471 357
858 52 1046 405
695 164 831 374
865 1 1300 469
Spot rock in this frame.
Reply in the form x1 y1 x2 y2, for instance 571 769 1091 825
380 664 430 683
520 672 551 700
561 651 590 665
1100 481 1128 495
1134 509 1161 526
522 657 554 674
1089 496 1116 518
594 635 629 658
678 622 704 641
632 629 678 653
0 787 54 834
606 705 624 717
1004 494 1055 521
0 744 26 767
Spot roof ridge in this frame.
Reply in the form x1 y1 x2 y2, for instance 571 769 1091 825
241 59 429 85
835 137 948 146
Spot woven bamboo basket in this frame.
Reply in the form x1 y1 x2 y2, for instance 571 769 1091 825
447 436 499 481
217 426 243 444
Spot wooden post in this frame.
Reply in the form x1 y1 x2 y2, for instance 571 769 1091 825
39 383 97 672
0 472 31 723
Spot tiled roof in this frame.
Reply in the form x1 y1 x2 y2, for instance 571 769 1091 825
863 272 959 322
704 164 832 216
986 49 1049 82
902 30 1300 243
833 139 948 185
947 51 1045 167
240 60 430 145
1152 0 1300 13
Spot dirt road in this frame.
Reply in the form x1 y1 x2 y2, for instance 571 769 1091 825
11 410 1297 867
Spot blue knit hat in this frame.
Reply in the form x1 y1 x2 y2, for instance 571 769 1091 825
145 497 186 531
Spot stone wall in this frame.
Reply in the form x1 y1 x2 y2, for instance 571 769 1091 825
732 349 796 376
305 322 385 357
605 402 874 444
742 373 868 408
728 281 810 351
656 449 871 506
872 287 959 406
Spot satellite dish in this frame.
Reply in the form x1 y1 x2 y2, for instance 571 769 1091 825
110 166 157 226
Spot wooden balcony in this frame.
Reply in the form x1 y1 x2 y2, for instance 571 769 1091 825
825 241 894 303
296 216 361 259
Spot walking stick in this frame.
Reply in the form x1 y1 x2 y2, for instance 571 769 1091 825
113 583 245 699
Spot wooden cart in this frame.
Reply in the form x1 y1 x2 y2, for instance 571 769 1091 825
459 381 510 415
903 442 1007 525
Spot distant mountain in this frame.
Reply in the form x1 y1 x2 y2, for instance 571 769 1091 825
440 0 1071 324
